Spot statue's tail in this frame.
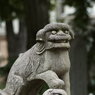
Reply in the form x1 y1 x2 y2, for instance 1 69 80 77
0 89 8 95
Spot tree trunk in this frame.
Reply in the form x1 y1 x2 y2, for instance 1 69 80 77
70 37 87 95
6 20 16 58
4 19 27 74
16 19 27 55
6 20 27 58
88 32 95 94
23 0 49 49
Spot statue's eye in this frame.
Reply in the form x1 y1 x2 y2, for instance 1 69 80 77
64 31 68 34
51 31 57 34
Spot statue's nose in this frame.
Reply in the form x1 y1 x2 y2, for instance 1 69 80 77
57 30 65 36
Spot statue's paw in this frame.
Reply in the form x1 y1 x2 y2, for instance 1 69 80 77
43 89 67 95
15 76 25 86
0 90 8 95
50 79 64 89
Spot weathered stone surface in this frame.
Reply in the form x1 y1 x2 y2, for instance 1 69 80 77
0 23 74 95
43 89 67 95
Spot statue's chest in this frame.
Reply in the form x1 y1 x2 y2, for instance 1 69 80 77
44 50 70 75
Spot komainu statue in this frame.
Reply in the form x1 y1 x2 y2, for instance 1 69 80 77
0 23 74 95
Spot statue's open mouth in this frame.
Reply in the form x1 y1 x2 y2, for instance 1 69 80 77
46 40 70 50
48 35 71 44
48 38 69 44
52 39 69 43
46 35 71 49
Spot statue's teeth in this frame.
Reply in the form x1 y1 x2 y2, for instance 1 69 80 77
63 40 66 43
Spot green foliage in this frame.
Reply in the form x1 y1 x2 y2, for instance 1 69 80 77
0 0 24 21
0 57 17 76
39 83 49 95
47 0 56 10
62 0 92 35
0 83 6 89
88 77 95 94
63 0 91 7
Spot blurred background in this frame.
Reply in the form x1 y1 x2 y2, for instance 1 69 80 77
0 0 95 95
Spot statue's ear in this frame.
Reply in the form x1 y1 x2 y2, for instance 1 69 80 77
68 27 74 39
36 29 46 42
36 29 47 54
70 30 74 39
36 42 45 55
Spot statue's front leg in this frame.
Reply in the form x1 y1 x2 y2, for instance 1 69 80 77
61 71 70 95
27 70 64 89
4 74 25 95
